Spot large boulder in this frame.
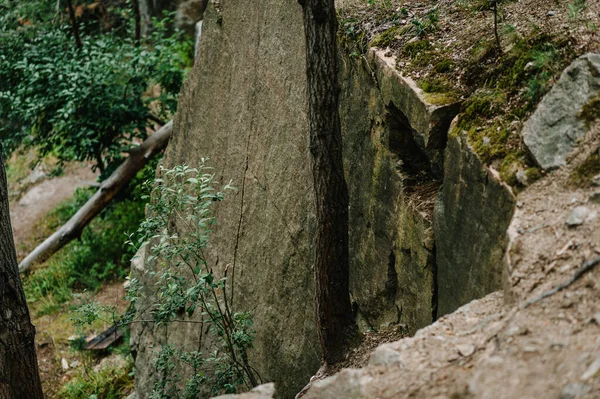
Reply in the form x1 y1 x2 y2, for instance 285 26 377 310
130 2 320 398
522 53 600 170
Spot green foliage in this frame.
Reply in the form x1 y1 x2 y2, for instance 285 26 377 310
57 356 134 399
0 3 192 172
23 162 155 312
122 163 259 397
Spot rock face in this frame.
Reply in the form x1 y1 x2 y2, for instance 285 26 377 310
522 53 600 170
131 3 517 397
340 50 459 331
434 131 516 316
130 2 320 398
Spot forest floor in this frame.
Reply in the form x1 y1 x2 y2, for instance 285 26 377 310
7 153 132 398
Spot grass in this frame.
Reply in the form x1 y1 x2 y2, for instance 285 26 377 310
23 160 156 315
569 151 600 188
57 356 134 399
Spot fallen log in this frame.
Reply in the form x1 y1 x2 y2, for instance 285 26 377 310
18 120 173 273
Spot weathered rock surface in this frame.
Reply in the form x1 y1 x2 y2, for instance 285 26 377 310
131 2 320 398
522 53 600 170
213 383 275 399
340 51 459 332
133 3 519 398
434 131 516 316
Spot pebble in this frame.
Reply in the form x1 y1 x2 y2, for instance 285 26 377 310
547 10 557 17
456 343 476 357
590 191 600 204
566 206 590 227
516 170 529 186
592 174 600 186
561 383 591 399
581 357 600 380
61 358 69 370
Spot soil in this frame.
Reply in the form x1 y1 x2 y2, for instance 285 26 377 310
9 161 97 261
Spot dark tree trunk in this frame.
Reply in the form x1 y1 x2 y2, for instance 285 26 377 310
65 0 83 49
299 0 355 365
0 149 44 399
132 0 141 44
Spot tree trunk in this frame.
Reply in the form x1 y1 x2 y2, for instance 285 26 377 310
65 0 83 50
132 0 141 44
18 121 173 273
0 148 44 399
299 0 355 365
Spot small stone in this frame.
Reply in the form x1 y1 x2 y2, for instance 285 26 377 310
547 10 557 16
516 169 529 186
592 175 600 186
581 357 600 380
561 383 591 399
369 345 403 366
61 358 69 370
517 201 524 208
590 191 600 204
589 312 600 324
566 206 590 227
456 343 476 357
524 61 536 71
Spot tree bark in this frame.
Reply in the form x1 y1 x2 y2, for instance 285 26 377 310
18 121 173 273
65 0 83 50
299 0 355 365
132 0 141 44
0 147 44 399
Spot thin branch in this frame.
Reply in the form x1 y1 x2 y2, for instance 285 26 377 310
521 256 600 309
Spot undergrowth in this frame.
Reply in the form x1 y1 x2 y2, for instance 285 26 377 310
23 161 157 315
57 356 134 399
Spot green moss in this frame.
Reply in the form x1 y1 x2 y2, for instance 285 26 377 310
525 167 542 183
467 123 511 163
434 58 454 73
402 40 437 68
370 25 406 48
419 76 453 93
499 154 522 186
578 93 600 127
424 92 459 106
569 151 600 188
459 89 506 125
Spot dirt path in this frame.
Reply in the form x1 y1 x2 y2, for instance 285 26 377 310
9 166 97 261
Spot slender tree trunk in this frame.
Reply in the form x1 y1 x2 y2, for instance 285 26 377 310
299 0 355 365
0 148 44 399
493 0 502 53
132 0 141 44
19 121 173 273
65 0 82 49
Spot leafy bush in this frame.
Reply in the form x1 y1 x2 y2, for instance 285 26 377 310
0 3 192 173
122 163 259 397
